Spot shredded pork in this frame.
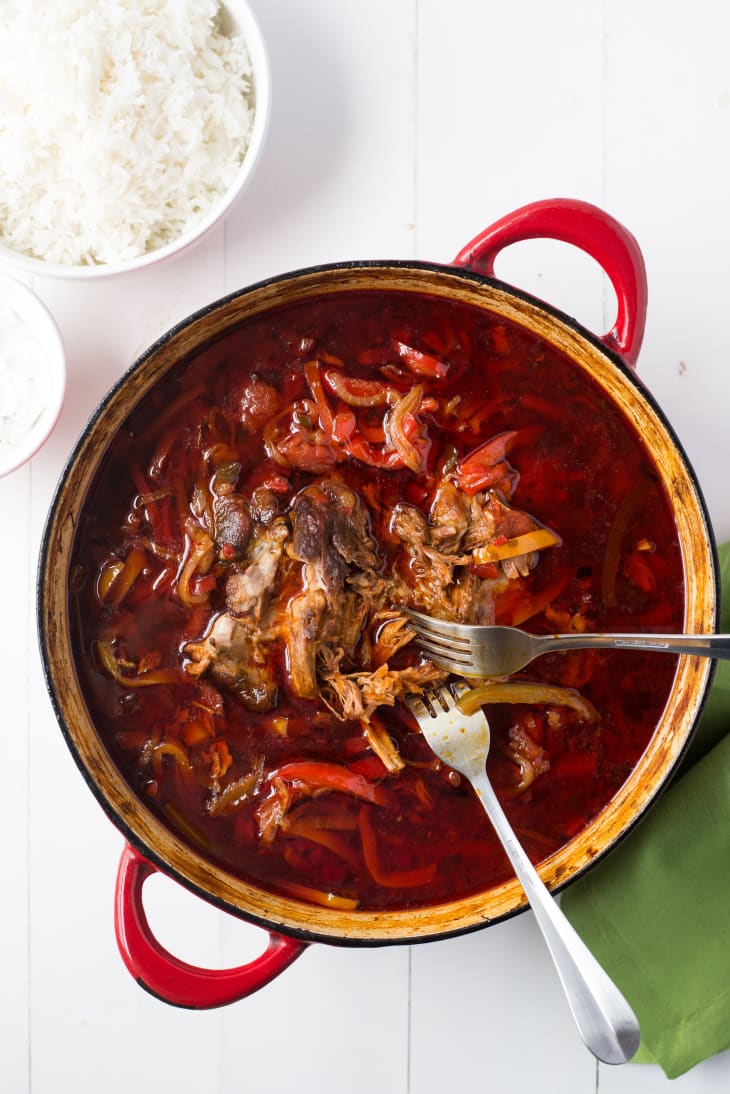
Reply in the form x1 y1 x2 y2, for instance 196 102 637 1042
182 474 550 757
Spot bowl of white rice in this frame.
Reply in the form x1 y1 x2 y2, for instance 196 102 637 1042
0 0 270 279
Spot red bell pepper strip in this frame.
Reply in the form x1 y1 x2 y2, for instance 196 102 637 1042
332 410 405 470
494 568 572 627
269 762 388 806
392 340 450 379
454 430 519 496
303 360 335 434
349 755 389 780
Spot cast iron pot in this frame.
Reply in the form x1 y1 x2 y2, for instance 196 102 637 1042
38 198 717 1009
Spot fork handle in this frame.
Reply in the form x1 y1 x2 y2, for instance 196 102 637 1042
471 770 640 1065
542 632 730 658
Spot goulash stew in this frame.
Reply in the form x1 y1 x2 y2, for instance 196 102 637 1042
69 291 684 911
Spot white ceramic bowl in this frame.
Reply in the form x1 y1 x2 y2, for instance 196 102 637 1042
0 0 271 281
0 272 66 477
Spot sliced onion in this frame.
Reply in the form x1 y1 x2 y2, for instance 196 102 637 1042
458 682 598 724
275 880 358 910
96 641 179 687
176 520 215 608
384 385 428 473
323 369 396 407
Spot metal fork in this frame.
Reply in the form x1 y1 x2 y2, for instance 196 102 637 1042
406 682 641 1065
404 607 730 677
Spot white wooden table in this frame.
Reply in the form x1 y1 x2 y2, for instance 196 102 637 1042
1 1 728 1090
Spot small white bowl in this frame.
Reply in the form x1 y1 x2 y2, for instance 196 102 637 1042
0 0 271 281
0 272 66 477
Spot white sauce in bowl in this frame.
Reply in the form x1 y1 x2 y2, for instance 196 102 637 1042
0 272 65 476
0 305 51 456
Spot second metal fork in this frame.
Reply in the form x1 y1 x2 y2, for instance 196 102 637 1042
404 607 730 677
406 682 641 1065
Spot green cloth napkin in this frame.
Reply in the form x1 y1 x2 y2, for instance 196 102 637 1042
561 542 730 1078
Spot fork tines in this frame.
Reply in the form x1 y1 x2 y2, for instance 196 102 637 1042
406 681 469 719
412 640 475 671
403 608 477 672
403 607 471 643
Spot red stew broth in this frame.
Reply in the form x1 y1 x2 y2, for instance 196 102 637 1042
69 290 684 911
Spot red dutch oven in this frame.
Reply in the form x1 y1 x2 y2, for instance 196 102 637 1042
38 199 717 1009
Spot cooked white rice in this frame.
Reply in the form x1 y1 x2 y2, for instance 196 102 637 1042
0 0 254 266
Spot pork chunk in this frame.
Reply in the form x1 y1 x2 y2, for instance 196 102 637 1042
225 518 289 618
184 614 277 711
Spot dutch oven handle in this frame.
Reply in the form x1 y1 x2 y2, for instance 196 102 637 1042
452 198 647 368
115 843 308 1009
